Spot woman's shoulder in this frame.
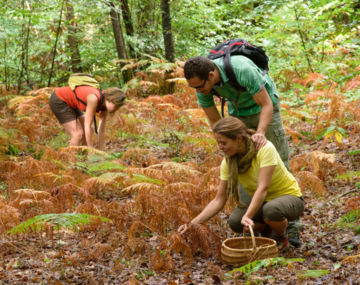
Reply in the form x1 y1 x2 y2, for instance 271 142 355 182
258 140 276 154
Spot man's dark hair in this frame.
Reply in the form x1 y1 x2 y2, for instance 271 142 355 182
184 56 216 81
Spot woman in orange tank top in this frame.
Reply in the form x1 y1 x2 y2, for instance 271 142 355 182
49 85 125 150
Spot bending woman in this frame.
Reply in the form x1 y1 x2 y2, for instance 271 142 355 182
49 79 125 150
178 116 304 251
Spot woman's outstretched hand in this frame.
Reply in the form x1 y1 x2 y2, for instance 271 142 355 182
178 224 190 235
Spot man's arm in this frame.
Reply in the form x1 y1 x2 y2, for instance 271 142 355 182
202 105 221 128
252 87 273 149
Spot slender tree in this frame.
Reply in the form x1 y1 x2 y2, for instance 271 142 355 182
108 1 127 59
48 0 65 87
119 0 135 58
18 0 33 92
161 0 174 62
65 1 82 73
3 42 8 90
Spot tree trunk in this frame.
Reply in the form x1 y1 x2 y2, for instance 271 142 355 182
48 0 65 87
119 0 134 35
4 42 8 91
17 0 25 93
65 2 82 73
24 13 32 89
161 0 175 62
119 0 135 58
109 1 127 59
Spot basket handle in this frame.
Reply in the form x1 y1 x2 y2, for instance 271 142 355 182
243 225 257 250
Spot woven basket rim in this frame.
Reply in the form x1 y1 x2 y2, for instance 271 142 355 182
221 236 277 253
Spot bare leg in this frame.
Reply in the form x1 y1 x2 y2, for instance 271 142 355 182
62 118 85 146
77 116 86 145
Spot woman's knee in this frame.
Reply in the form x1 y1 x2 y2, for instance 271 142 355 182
71 129 84 143
263 196 304 222
263 204 284 221
228 207 246 233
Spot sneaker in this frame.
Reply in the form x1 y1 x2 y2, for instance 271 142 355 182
287 219 302 248
276 236 289 252
269 233 289 252
287 230 301 248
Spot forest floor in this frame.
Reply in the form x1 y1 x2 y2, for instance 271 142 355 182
1 77 360 284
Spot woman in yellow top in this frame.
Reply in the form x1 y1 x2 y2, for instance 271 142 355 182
178 116 304 251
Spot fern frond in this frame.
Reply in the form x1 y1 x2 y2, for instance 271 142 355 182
7 213 111 234
295 171 326 196
122 183 161 194
7 96 33 110
60 146 113 160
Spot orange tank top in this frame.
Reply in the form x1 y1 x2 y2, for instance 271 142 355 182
55 86 102 111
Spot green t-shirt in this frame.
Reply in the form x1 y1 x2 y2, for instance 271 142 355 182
196 56 279 117
220 141 302 201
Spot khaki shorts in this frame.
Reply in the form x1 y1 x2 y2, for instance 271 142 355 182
228 195 304 233
49 92 84 124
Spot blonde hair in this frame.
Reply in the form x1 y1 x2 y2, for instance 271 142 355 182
213 117 256 203
103 87 126 107
213 116 254 140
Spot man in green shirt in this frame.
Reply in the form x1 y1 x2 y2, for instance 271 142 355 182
184 55 302 247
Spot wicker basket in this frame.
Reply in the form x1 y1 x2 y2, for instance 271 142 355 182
221 226 278 266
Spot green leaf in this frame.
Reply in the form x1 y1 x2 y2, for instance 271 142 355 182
227 257 305 275
8 213 111 235
299 269 330 278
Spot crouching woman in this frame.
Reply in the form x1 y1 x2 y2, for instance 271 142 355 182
178 116 304 251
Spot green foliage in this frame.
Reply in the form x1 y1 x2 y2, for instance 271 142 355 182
226 257 305 276
0 181 9 199
336 171 360 183
6 144 20 156
298 269 330 278
131 174 164 185
8 213 111 235
1 0 360 96
72 159 125 176
48 131 70 149
337 209 360 234
349 150 360 156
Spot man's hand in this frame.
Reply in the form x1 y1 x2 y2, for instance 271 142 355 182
251 133 267 150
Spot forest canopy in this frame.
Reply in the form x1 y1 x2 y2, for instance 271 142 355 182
1 0 360 96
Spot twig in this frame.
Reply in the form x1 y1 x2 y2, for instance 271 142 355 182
329 189 360 205
0 240 32 257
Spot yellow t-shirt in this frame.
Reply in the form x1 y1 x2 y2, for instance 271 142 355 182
220 141 302 201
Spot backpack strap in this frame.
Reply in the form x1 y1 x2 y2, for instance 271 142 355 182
223 52 246 93
211 89 226 118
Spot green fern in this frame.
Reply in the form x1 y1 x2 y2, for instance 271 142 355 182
337 209 360 234
8 213 111 234
226 257 305 276
0 94 16 103
146 62 176 72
